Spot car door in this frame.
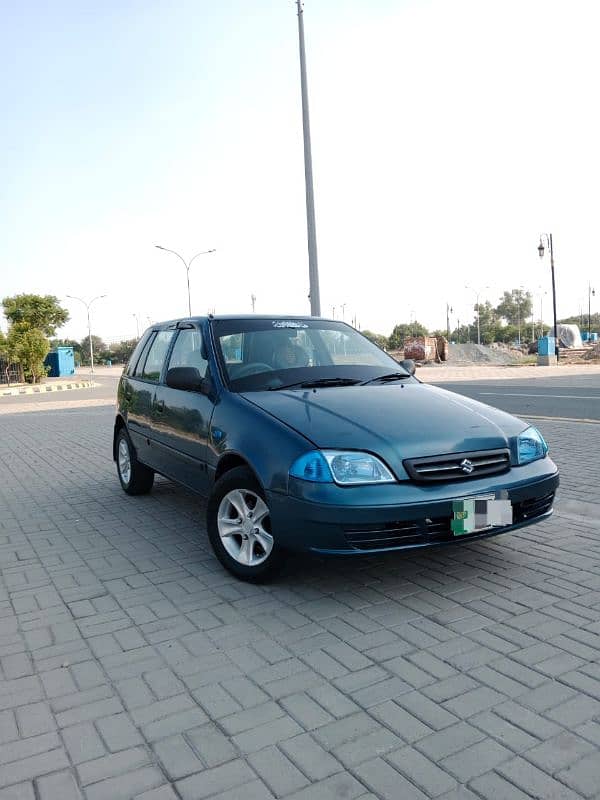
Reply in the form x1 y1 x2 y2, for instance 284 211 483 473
128 329 175 471
150 325 214 493
121 331 158 466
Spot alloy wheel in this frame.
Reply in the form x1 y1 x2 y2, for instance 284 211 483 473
217 488 273 566
118 438 132 485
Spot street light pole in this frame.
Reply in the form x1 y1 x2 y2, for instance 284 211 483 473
133 314 140 338
465 286 489 345
446 303 453 339
251 294 256 313
589 282 596 339
66 294 107 378
296 1 321 316
155 245 216 317
516 288 524 346
537 234 559 360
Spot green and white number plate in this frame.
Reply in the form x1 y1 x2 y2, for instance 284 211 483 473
451 494 513 536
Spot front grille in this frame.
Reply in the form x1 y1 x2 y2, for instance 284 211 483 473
343 490 554 551
404 448 510 482
343 517 452 550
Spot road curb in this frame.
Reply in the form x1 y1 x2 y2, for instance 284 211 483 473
0 380 96 397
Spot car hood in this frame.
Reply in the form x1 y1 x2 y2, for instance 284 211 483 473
241 383 526 480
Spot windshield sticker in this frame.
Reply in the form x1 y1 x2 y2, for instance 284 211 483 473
272 320 309 329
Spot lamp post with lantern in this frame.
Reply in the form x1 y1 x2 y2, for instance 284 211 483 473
537 234 559 360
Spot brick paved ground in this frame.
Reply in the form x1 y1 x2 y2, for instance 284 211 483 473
1 405 599 799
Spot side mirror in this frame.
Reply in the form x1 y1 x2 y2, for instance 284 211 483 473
166 366 204 392
400 359 416 376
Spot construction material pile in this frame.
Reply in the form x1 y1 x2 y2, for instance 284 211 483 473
584 343 600 360
404 336 448 362
447 343 523 365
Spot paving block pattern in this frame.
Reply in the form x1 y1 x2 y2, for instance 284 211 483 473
0 407 599 798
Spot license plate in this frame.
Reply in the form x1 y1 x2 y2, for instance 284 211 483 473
451 494 512 536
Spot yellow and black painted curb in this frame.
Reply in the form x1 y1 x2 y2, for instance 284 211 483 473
1 380 96 397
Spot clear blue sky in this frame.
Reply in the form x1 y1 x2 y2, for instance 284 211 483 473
2 0 599 342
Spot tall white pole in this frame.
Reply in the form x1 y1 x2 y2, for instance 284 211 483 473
296 1 321 316
87 306 94 376
155 245 215 317
67 294 106 381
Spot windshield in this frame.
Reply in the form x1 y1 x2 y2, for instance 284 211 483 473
212 318 414 392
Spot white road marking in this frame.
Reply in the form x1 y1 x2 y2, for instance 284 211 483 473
523 414 600 425
479 392 599 400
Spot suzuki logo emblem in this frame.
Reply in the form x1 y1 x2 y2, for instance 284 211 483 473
460 458 475 474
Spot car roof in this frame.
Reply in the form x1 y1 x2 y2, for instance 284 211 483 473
149 315 337 330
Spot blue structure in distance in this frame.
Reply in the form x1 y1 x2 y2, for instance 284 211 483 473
44 346 75 377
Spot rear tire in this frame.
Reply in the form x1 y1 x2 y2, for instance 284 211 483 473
207 466 285 582
116 428 154 495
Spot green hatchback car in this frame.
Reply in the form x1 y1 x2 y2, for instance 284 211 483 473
114 315 559 581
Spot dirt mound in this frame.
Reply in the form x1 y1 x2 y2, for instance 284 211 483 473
447 343 523 365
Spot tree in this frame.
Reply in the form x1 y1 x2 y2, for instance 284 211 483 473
495 289 533 327
2 294 69 337
388 321 429 350
107 339 138 364
7 325 50 383
362 330 389 349
80 335 107 364
559 312 600 328
492 324 518 344
474 301 500 343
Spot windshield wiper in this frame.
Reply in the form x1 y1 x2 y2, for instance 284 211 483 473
269 377 361 391
360 371 410 385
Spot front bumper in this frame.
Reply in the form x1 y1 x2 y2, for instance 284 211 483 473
267 457 559 555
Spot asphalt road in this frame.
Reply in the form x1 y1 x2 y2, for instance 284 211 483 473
2 370 600 423
433 374 600 422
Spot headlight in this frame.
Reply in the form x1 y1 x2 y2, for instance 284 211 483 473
290 450 395 485
517 426 548 464
289 451 333 483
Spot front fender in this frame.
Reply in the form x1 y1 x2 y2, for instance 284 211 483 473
208 393 314 492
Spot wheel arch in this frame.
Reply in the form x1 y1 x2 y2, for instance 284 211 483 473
113 415 127 461
214 453 263 489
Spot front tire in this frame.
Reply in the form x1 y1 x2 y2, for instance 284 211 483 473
207 467 285 582
116 429 154 495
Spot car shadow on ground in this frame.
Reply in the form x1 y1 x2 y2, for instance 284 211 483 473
145 476 541 594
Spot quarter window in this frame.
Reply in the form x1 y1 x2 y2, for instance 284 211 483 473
141 331 174 382
132 333 156 378
126 331 152 376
